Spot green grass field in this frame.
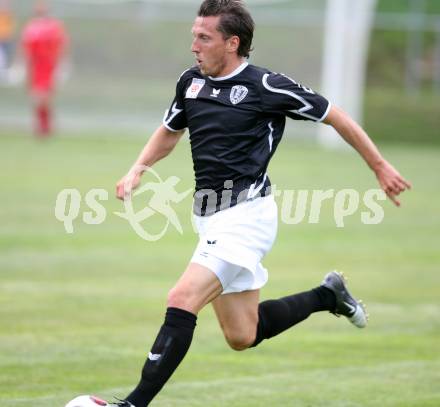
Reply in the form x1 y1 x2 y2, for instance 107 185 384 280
1 131 439 406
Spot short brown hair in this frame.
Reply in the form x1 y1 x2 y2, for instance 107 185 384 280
198 0 254 58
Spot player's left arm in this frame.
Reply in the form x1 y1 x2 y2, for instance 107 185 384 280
323 105 411 206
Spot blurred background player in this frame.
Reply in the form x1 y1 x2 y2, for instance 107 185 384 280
21 0 68 137
0 0 15 82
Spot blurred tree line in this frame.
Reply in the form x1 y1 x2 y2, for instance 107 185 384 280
364 0 440 145
368 0 440 89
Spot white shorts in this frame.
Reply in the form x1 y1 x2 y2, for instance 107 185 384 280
191 195 278 294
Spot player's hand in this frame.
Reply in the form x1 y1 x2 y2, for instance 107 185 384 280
116 166 143 201
374 160 411 207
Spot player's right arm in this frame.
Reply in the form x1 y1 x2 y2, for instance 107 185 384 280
116 125 185 200
116 69 190 201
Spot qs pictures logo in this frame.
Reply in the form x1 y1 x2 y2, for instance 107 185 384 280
54 167 192 242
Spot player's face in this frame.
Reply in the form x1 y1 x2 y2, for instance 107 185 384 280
191 16 229 77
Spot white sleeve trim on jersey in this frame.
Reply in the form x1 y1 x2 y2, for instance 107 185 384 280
162 102 185 132
316 101 332 123
162 121 185 133
262 73 323 121
177 68 191 83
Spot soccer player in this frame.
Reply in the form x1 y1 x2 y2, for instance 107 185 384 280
21 1 68 137
99 1 410 406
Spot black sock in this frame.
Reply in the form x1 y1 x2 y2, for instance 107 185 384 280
126 307 197 406
252 286 335 347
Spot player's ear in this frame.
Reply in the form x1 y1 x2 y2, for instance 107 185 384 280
226 35 240 54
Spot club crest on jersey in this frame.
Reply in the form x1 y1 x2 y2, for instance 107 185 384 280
186 78 206 99
230 85 248 105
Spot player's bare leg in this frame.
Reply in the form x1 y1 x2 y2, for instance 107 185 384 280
124 262 223 406
212 289 260 350
213 284 335 349
167 262 223 313
213 272 367 351
31 90 53 137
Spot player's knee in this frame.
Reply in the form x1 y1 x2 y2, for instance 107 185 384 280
167 286 187 308
167 286 196 310
225 331 256 351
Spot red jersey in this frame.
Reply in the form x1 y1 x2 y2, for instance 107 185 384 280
22 17 67 91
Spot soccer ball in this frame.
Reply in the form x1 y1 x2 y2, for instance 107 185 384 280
65 395 109 407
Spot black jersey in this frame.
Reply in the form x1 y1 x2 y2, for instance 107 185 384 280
163 62 331 216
